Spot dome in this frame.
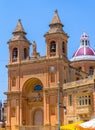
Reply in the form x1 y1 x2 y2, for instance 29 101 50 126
71 33 95 61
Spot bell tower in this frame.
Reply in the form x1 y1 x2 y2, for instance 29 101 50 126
8 19 30 64
44 10 69 59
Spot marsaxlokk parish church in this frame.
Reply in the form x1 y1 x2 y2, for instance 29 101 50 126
5 10 95 130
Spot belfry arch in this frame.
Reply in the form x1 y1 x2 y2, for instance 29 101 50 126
22 78 44 125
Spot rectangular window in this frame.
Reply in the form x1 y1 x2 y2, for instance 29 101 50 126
76 94 91 106
68 95 73 106
68 120 73 124
51 72 55 82
51 106 55 115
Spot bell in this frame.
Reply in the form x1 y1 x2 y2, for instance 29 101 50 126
51 45 55 50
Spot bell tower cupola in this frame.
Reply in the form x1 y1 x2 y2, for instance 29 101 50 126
44 10 69 59
7 19 31 63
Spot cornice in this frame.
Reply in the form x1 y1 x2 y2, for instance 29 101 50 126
4 91 21 95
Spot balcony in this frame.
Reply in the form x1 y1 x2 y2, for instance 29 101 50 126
76 105 92 114
63 75 94 90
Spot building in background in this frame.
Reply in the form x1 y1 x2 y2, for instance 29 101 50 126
0 100 2 122
0 100 7 128
5 10 95 130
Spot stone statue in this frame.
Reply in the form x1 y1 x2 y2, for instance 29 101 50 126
32 41 37 54
32 41 40 58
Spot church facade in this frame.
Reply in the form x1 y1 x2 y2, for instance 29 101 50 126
5 10 95 130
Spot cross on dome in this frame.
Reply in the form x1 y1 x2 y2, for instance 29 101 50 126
81 32 88 38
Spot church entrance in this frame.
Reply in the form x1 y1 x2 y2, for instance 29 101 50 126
22 78 44 126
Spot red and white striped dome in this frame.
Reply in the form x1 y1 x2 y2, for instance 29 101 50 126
71 33 95 61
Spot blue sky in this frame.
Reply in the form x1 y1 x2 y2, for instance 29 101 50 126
0 0 95 101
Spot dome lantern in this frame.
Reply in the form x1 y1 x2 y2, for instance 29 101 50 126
80 33 90 47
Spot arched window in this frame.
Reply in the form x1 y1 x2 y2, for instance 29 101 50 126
76 77 79 80
24 48 27 59
12 48 18 61
50 41 56 52
85 40 88 45
78 67 82 72
34 85 43 91
12 77 16 87
89 67 94 75
82 40 84 45
62 42 65 53
64 79 67 83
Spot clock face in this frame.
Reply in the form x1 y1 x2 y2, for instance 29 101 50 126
50 66 55 71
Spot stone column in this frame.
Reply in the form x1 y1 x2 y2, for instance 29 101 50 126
20 99 22 125
16 99 20 125
92 92 95 116
44 92 50 125
56 40 59 57
46 97 50 124
15 98 22 130
6 100 11 130
7 100 11 125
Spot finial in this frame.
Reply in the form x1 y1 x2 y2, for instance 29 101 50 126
33 41 36 44
55 9 58 13
18 19 21 22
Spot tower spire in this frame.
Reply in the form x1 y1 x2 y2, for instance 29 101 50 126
49 10 63 27
9 19 29 42
13 19 26 34
45 10 65 34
